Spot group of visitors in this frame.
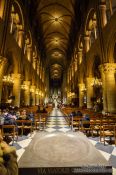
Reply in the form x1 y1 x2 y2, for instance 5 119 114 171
0 108 36 139
0 108 35 126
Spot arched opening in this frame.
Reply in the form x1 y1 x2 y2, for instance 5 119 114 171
9 1 24 47
92 56 103 111
1 53 14 107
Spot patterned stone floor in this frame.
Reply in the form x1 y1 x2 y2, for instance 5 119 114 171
11 108 116 174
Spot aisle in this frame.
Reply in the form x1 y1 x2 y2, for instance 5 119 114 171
15 108 116 174
45 108 70 133
18 108 113 175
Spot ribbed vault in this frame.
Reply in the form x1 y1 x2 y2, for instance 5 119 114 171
32 0 75 80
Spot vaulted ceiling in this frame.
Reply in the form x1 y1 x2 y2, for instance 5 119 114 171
28 0 83 82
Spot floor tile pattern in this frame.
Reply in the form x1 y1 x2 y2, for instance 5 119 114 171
11 108 116 174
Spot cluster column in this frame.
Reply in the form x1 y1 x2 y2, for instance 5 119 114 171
86 77 94 109
30 85 36 106
23 81 30 106
99 4 107 27
35 88 39 105
99 63 116 113
18 29 24 48
84 36 90 52
0 57 7 102
78 83 85 107
12 73 21 107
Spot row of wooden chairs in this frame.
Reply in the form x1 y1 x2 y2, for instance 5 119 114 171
69 116 116 146
1 125 18 145
1 113 48 145
1 119 34 145
34 113 48 130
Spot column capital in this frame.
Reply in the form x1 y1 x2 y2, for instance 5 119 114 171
30 85 36 93
86 77 94 87
18 30 24 36
78 83 85 89
84 35 90 41
99 63 116 73
12 73 21 79
23 80 30 86
27 45 32 51
99 4 106 10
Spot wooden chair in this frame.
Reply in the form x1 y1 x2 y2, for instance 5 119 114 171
79 120 92 135
16 120 33 135
16 120 24 136
22 120 33 135
100 125 116 145
2 125 18 145
71 116 82 131
91 118 101 137
37 113 48 130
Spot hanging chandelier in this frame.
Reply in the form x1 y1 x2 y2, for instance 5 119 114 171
3 74 14 84
93 77 102 87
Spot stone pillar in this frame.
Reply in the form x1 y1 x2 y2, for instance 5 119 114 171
84 36 90 52
12 74 21 107
79 83 85 108
99 5 107 27
30 85 36 106
27 46 32 62
99 63 116 113
99 65 107 113
0 57 7 102
74 59 77 72
35 89 39 105
18 30 24 48
86 77 94 109
23 81 30 106
0 0 12 56
78 51 82 64
0 0 5 18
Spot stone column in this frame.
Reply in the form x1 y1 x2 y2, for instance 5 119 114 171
99 4 107 27
18 30 24 48
23 81 30 106
30 85 36 106
79 83 85 108
0 0 12 56
12 74 21 107
86 77 94 109
27 46 32 62
84 36 90 52
35 89 39 105
99 63 116 113
78 51 82 64
99 65 107 113
0 57 7 102
0 0 5 18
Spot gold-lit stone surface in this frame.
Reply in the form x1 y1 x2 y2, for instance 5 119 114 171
19 132 109 168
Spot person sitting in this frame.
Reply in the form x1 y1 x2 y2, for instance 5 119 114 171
76 110 83 117
0 129 18 175
18 110 27 120
81 114 90 128
42 107 47 113
69 111 76 117
0 109 4 125
27 111 35 122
